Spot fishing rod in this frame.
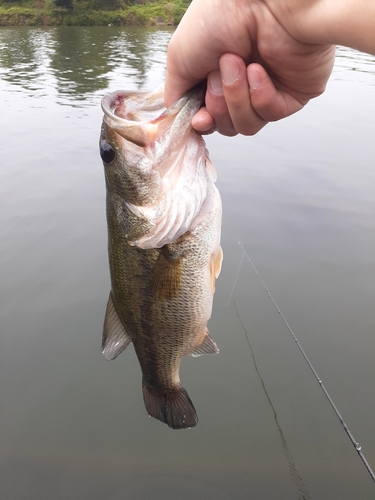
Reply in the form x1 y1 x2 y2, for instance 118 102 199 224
233 241 375 484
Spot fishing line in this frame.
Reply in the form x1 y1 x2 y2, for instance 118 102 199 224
233 300 312 500
226 250 244 306
234 241 375 484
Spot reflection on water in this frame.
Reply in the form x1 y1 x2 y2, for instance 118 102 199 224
0 28 55 98
0 28 374 107
0 26 172 105
233 299 312 500
1 27 375 500
334 46 375 82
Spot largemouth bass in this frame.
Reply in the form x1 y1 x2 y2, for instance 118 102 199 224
99 86 223 429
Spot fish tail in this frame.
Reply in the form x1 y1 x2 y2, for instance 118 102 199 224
142 379 198 430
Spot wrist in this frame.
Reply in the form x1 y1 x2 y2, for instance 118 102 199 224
263 0 327 42
264 0 375 55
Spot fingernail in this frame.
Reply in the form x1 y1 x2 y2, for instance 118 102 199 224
208 70 223 96
248 68 261 90
221 58 240 86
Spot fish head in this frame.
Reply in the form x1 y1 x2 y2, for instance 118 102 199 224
100 86 216 248
100 88 165 209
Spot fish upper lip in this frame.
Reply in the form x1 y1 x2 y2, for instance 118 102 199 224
101 87 165 125
101 86 204 126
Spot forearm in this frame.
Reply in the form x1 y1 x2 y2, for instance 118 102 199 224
265 0 375 55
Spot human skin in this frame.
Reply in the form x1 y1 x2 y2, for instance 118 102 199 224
164 0 375 136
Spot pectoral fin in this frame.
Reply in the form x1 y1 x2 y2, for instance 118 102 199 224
102 292 131 361
151 246 183 300
190 329 219 357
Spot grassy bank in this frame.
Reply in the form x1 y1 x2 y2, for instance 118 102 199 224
0 0 189 26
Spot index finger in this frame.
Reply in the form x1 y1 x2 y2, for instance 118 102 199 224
163 5 221 107
164 58 202 108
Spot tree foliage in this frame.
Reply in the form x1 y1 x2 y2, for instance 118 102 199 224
54 0 73 10
0 0 191 25
91 0 125 10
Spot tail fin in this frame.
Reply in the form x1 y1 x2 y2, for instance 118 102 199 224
142 379 198 430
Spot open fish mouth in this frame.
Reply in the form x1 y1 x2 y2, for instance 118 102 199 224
101 87 165 126
101 85 204 148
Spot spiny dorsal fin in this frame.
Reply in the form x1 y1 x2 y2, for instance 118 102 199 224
102 292 131 361
190 330 219 357
151 246 183 300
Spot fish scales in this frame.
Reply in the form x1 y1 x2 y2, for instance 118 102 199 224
100 86 223 429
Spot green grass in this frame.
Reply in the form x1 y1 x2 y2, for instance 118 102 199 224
0 0 190 26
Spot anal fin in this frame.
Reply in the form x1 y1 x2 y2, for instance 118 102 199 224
102 291 131 361
190 329 219 357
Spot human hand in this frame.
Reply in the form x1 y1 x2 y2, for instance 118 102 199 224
164 0 336 136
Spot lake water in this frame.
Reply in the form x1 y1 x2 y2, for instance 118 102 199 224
1 26 375 500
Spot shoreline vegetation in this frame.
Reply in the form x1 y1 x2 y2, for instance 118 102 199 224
0 0 190 26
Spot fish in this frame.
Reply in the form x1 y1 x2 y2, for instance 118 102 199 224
99 86 223 429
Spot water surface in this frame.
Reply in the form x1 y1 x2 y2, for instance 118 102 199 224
1 27 375 500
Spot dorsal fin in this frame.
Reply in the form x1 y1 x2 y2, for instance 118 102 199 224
102 292 132 361
190 329 219 357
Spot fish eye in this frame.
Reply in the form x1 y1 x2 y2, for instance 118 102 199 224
100 142 116 164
